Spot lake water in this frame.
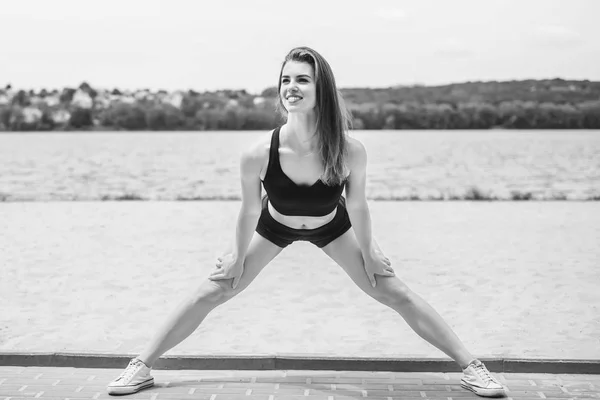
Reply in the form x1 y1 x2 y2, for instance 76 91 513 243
0 130 599 201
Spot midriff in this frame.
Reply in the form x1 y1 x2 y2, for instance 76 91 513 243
267 199 338 230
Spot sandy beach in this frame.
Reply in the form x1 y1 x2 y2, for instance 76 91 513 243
1 201 599 360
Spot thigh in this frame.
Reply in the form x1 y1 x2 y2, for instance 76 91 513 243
208 231 284 296
321 228 408 302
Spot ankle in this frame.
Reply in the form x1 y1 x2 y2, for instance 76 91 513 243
135 356 152 369
461 358 477 369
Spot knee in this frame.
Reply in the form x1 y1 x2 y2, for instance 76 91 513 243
193 279 238 305
369 279 415 308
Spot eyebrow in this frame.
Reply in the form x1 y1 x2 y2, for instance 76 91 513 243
281 74 312 79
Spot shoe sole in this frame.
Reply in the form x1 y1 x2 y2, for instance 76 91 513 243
461 381 506 398
107 378 154 396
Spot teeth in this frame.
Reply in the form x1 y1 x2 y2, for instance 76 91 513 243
288 96 301 102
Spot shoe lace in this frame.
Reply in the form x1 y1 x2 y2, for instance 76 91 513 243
116 359 142 382
473 363 495 384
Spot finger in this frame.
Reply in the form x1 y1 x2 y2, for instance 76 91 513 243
210 271 228 279
232 275 240 290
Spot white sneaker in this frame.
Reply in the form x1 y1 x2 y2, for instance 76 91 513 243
461 359 506 397
107 358 154 395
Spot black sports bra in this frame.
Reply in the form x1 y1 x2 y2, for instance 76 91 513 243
261 127 346 217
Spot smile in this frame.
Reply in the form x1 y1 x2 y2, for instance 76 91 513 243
287 96 303 104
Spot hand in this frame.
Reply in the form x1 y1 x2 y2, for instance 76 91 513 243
209 252 244 289
364 247 395 287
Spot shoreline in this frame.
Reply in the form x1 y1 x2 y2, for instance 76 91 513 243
2 191 599 202
2 198 599 202
3 128 600 133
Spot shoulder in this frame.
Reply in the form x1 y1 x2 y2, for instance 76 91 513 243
240 129 273 172
345 134 367 170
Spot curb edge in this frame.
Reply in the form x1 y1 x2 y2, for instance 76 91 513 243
1 352 599 374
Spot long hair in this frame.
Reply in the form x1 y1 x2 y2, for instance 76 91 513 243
277 47 352 186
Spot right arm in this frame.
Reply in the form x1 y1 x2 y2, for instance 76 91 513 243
232 145 264 261
210 140 265 288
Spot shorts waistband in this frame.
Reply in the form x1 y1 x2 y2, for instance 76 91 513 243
261 195 346 234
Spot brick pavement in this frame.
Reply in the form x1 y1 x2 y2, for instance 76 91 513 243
1 367 599 400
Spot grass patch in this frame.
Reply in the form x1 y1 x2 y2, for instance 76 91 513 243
176 195 241 201
510 191 534 201
464 187 496 201
549 193 568 201
100 193 146 201
370 188 600 201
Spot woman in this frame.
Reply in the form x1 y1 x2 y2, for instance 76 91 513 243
107 47 505 397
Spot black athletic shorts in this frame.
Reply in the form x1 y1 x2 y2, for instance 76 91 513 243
256 195 352 248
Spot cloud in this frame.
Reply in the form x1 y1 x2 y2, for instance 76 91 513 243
534 25 583 46
434 38 473 58
2 0 162 20
374 8 407 21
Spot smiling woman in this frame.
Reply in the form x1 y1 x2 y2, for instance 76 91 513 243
106 46 506 398
276 47 351 186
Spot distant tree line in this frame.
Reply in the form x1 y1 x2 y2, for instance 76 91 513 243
1 78 599 131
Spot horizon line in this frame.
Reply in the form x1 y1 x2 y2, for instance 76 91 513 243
2 77 598 95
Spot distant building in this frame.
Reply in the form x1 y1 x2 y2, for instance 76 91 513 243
51 109 71 124
72 89 93 109
549 85 578 92
134 90 154 101
119 95 136 104
225 99 239 109
29 96 45 106
94 94 111 109
164 91 183 109
44 95 60 107
22 107 43 124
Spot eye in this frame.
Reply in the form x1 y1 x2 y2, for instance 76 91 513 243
298 78 308 83
281 78 289 84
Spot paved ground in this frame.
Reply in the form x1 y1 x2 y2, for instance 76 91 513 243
1 366 600 400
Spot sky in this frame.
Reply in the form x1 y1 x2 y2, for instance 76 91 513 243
1 0 599 94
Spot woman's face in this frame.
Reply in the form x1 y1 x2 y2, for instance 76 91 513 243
279 61 317 114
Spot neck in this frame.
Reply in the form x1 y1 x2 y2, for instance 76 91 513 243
284 112 318 151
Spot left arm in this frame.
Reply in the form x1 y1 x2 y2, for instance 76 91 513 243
345 138 394 286
344 138 375 256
